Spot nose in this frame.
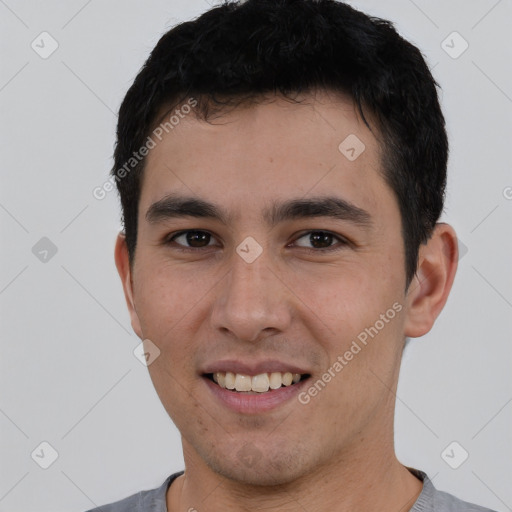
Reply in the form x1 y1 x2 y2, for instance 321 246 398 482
210 247 292 343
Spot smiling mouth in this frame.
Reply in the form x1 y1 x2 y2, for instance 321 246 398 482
204 372 311 393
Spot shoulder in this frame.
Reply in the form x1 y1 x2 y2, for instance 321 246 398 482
84 490 141 512
83 471 183 512
433 488 498 512
409 467 498 512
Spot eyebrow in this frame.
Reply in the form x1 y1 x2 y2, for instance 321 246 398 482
145 193 373 228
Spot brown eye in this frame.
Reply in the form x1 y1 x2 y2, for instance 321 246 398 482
168 230 216 249
293 231 348 251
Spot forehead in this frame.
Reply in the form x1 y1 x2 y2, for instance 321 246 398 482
139 91 391 222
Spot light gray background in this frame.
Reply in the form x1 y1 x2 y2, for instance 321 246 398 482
1 1 511 511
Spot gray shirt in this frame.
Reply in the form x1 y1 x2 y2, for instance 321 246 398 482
85 467 497 512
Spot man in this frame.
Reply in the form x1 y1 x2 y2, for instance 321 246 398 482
87 0 497 510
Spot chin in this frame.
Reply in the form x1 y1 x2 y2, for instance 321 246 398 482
215 465 301 487
204 448 312 487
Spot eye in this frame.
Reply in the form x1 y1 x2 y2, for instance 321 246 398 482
165 230 218 250
164 229 350 253
292 230 349 252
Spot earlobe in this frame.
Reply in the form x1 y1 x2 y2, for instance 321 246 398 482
403 223 459 338
114 232 143 339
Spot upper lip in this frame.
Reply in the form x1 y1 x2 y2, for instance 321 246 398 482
201 359 310 376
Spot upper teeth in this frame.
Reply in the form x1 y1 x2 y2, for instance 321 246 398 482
212 371 302 392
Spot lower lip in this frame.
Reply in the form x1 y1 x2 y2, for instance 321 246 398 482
203 376 310 414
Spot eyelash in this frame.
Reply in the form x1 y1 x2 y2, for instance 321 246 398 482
163 230 350 254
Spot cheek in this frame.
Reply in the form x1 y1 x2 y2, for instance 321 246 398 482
134 266 207 413
132 262 205 347
294 262 405 386
294 264 397 333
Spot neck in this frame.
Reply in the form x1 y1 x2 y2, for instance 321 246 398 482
167 436 423 512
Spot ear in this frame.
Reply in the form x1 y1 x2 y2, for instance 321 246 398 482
403 223 459 338
114 232 143 339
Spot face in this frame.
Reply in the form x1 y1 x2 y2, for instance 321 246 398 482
118 91 414 485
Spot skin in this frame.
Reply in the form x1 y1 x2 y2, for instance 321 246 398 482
115 90 458 512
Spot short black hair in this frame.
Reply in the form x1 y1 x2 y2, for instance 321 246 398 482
112 0 448 287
